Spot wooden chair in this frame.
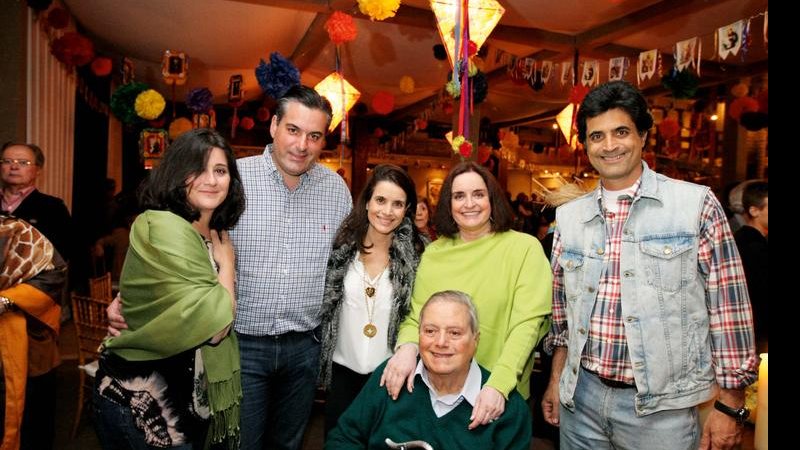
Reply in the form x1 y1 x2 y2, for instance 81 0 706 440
89 272 113 301
70 293 110 438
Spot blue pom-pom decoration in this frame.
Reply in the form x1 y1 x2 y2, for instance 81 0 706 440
255 52 300 99
186 87 213 113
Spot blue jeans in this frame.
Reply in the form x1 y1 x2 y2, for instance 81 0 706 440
92 389 195 450
559 368 700 450
239 331 321 450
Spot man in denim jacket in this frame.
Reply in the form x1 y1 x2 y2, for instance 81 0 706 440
541 81 757 450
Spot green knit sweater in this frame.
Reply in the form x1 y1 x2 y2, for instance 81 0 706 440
396 231 552 399
326 361 531 450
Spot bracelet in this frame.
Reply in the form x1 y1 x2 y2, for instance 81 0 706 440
0 296 13 314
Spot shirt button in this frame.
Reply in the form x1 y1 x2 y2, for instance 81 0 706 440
566 261 574 270
623 229 632 236
578 328 586 335
587 286 595 293
572 367 578 375
663 246 672 255
596 248 605 255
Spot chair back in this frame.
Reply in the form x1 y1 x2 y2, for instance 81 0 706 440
89 272 113 301
71 293 110 366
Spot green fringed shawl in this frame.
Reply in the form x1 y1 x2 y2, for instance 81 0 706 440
103 210 241 448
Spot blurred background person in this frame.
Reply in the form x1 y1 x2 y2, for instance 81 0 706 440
734 180 768 352
318 164 426 434
94 129 244 449
414 196 436 242
381 161 552 431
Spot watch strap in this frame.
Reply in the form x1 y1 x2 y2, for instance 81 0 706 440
714 400 749 424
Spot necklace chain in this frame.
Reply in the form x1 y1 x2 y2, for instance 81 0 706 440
361 260 388 338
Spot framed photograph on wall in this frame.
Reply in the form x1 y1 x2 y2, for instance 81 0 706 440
427 178 443 207
140 128 168 168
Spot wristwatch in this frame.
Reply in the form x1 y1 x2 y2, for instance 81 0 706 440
0 296 13 314
714 400 750 425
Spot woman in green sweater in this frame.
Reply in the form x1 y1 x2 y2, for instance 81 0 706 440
381 161 552 430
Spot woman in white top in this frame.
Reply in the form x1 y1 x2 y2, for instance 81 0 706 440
318 164 426 434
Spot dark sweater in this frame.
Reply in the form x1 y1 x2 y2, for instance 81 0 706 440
325 361 531 450
734 225 768 346
11 189 73 261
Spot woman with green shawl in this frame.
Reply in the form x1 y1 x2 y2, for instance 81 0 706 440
94 128 245 449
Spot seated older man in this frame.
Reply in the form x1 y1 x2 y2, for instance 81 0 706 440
326 290 531 449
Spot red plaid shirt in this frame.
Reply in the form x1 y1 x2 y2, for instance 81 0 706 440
546 181 757 389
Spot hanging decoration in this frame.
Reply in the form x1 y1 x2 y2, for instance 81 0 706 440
121 57 135 85
661 70 699 99
556 104 578 149
372 91 395 115
239 117 255 131
399 76 415 94
169 117 193 140
186 87 215 129
717 20 746 60
315 72 361 131
51 32 94 66
46 7 69 29
581 60 599 87
257 107 271 122
674 37 700 75
325 11 358 44
729 96 759 121
608 57 628 81
637 49 657 85
90 57 113 77
731 82 749 97
560 61 573 86
255 52 300 99
110 82 148 125
430 0 505 68
357 0 401 21
540 61 553 84
134 89 166 120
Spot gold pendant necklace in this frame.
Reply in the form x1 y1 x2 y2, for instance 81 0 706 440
362 261 388 339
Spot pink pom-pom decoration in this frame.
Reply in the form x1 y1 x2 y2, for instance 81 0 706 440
325 11 358 44
372 91 395 115
729 97 759 121
51 32 95 66
239 116 255 131
91 57 113 77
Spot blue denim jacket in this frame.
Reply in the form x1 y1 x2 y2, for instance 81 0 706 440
555 163 716 416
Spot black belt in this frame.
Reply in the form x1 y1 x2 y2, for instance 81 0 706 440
584 367 636 389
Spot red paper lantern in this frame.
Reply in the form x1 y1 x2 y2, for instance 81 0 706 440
414 118 428 131
239 116 255 131
90 57 113 77
257 107 271 122
46 7 69 29
658 118 680 139
373 128 385 138
372 91 395 115
729 97 759 121
325 11 357 44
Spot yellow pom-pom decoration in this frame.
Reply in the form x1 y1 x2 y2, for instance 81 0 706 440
357 0 401 21
399 75 415 94
169 117 193 140
135 89 166 120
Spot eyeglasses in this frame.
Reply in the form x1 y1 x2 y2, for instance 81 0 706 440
0 159 34 167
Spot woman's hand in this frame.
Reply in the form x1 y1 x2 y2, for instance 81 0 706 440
468 386 506 430
106 293 128 336
379 343 418 400
210 230 234 270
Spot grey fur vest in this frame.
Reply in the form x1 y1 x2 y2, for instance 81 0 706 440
318 217 421 390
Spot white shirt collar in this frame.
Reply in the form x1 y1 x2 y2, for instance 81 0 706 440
415 358 482 417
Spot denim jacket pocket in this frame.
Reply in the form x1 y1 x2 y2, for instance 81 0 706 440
639 235 695 292
558 251 585 301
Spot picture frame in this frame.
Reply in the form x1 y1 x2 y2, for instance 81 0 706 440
427 178 443 207
162 50 188 85
228 74 244 103
140 128 168 160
